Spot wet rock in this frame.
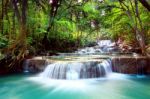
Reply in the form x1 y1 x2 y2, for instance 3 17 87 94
23 59 47 73
146 58 150 74
112 56 150 74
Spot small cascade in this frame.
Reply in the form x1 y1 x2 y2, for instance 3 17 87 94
97 59 112 75
40 59 112 80
98 40 118 53
23 59 30 73
76 40 118 54
97 40 112 47
77 47 99 54
136 58 147 77
41 63 67 79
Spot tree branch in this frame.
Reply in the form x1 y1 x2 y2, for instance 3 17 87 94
138 0 150 11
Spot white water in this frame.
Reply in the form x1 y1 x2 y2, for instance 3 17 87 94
76 40 117 54
40 59 112 80
97 40 112 47
23 59 30 73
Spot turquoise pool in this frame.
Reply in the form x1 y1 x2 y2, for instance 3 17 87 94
0 74 150 99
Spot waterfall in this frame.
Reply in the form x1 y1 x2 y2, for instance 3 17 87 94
97 59 112 75
41 63 67 79
76 40 117 54
97 40 116 53
40 59 112 80
97 40 112 47
23 59 30 73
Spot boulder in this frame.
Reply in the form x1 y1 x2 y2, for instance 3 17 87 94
23 58 47 73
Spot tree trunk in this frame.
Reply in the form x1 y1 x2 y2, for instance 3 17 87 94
138 0 150 11
135 0 146 55
5 0 29 67
1 0 4 34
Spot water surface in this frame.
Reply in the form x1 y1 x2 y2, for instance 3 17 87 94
0 74 150 99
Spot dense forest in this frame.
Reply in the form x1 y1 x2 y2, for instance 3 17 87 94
0 0 150 72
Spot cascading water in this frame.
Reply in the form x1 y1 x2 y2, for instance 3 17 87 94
39 39 145 80
40 59 112 80
76 40 118 54
40 40 115 80
23 59 30 73
97 40 112 47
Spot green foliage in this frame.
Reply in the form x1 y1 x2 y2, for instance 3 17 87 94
0 0 149 54
98 0 150 44
0 34 8 49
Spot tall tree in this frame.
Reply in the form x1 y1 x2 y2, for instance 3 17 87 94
0 0 4 34
118 0 146 54
5 0 29 67
138 0 150 11
47 0 62 32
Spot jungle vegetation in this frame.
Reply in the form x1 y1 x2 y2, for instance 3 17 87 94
0 0 150 72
